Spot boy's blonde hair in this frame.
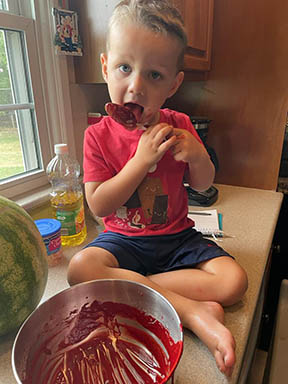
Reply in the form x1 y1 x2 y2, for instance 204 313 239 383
107 0 187 71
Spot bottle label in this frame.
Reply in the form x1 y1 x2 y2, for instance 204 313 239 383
56 205 85 236
43 232 62 255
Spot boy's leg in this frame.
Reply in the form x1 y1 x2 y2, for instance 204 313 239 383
68 247 236 376
148 256 248 306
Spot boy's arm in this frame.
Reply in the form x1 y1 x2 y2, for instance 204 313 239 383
172 128 215 191
85 155 150 217
185 149 215 191
85 123 176 217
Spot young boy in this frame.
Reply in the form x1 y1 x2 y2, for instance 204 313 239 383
68 0 248 377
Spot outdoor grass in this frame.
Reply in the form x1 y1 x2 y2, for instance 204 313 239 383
0 129 24 179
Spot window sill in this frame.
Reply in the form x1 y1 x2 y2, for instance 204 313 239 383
14 184 51 211
14 175 84 212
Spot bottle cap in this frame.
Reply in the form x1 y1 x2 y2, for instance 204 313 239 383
54 143 68 155
35 219 61 237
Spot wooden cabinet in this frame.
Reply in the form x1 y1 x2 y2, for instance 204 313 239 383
172 0 214 71
71 0 214 83
169 0 288 190
70 0 119 83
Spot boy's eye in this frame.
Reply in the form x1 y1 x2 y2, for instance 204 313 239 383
150 71 161 80
119 64 131 73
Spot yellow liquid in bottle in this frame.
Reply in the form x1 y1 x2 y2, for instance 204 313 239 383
51 191 87 247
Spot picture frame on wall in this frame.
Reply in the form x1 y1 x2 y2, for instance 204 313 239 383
53 8 83 56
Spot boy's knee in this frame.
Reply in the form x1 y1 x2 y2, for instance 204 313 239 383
221 266 248 306
67 250 88 286
67 248 119 286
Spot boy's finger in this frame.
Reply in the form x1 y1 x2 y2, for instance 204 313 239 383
159 135 177 151
172 127 185 136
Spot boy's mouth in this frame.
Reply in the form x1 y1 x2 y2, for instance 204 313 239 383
105 102 144 130
124 102 143 123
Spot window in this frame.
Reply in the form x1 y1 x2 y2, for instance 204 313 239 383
0 24 43 180
0 0 75 201
0 1 9 12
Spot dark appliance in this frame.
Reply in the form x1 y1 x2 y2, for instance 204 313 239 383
186 117 219 206
186 185 219 207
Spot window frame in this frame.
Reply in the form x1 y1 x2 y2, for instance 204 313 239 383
0 0 76 201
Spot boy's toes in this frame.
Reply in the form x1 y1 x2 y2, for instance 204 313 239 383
215 342 235 376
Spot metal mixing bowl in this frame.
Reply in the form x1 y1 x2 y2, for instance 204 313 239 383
12 279 183 384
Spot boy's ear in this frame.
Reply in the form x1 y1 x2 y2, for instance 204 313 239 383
167 71 184 98
100 53 108 82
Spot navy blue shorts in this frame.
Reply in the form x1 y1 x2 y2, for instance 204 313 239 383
84 228 233 276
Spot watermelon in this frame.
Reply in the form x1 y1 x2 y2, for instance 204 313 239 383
0 195 48 336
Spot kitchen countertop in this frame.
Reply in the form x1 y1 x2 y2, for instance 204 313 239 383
0 184 283 384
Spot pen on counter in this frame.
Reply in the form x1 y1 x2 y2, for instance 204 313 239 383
188 211 212 216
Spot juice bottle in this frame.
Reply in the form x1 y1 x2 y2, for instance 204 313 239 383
46 144 87 247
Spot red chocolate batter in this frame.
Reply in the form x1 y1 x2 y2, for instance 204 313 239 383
23 300 182 384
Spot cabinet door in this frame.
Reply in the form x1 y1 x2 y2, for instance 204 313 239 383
71 0 119 83
71 0 214 83
173 0 214 71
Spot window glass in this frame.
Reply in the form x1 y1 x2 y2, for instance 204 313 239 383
0 110 23 179
0 30 12 105
1 29 32 105
0 28 41 181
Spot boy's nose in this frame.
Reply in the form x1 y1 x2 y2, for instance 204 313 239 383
128 74 145 96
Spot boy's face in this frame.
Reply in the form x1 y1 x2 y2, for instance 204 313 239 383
101 22 184 126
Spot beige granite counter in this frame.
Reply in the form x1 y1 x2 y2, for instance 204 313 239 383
0 184 283 384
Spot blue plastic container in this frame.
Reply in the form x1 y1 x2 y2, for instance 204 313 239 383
35 219 62 266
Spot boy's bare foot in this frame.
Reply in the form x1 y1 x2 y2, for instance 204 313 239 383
184 301 236 377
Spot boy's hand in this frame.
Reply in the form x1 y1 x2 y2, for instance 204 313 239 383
171 128 215 191
134 123 177 167
171 128 205 163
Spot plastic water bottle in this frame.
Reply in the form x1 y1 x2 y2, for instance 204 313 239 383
46 143 87 247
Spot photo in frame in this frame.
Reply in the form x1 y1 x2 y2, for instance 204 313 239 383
53 8 83 56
